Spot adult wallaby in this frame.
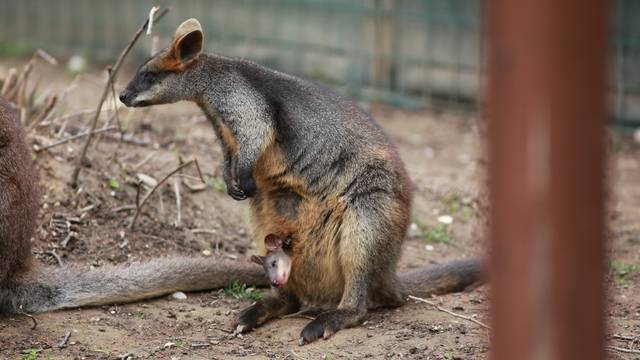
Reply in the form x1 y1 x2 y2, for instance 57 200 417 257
0 97 268 314
120 19 483 344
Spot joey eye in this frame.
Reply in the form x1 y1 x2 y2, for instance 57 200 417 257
271 260 277 268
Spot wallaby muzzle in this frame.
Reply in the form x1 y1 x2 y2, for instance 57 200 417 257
119 87 150 107
118 89 134 106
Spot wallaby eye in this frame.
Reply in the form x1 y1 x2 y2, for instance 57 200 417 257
271 260 277 268
140 71 157 86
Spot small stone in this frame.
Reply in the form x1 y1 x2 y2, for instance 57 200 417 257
408 222 421 237
423 147 435 158
171 292 188 300
425 245 435 251
202 250 212 256
437 215 453 224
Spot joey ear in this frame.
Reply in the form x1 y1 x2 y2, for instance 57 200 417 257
172 18 203 63
250 255 265 266
264 234 283 252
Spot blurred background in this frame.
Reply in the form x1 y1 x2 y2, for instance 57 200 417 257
1 0 638 131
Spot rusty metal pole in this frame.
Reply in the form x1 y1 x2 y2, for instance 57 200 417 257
486 0 609 359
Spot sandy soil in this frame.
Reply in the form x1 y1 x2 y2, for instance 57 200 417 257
0 60 638 359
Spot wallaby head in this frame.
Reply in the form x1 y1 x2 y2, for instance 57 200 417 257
120 18 205 107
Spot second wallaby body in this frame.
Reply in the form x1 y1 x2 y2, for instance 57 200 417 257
120 19 483 344
0 97 268 314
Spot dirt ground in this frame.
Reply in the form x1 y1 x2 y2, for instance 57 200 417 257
0 60 639 360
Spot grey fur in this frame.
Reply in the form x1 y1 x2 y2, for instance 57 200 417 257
120 20 484 343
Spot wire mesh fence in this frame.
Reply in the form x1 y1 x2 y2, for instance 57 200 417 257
0 0 638 128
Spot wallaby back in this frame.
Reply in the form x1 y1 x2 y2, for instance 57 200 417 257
0 98 39 285
0 98 269 315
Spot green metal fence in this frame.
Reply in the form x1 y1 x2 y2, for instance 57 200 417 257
614 0 640 130
0 0 638 128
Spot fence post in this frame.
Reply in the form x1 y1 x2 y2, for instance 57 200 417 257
486 0 609 359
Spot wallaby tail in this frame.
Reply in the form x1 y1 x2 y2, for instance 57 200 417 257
0 257 268 314
398 258 485 298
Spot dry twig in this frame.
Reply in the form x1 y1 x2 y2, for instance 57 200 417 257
17 306 38 330
48 250 63 267
35 126 117 153
60 231 77 248
606 345 640 354
49 108 100 124
0 68 17 96
408 295 489 329
174 177 182 227
71 7 169 187
58 331 71 348
130 159 205 230
27 95 57 131
35 49 58 66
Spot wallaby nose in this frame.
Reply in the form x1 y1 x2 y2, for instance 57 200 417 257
119 90 130 104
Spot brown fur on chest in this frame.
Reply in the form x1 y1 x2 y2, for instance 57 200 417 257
251 191 347 304
249 142 349 303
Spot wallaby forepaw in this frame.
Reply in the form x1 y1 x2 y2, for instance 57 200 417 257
227 183 248 201
238 173 257 198
231 304 262 333
298 310 345 345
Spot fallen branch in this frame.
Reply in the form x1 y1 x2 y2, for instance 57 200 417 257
94 67 125 149
70 7 169 188
58 331 71 348
49 108 99 124
27 95 57 131
34 126 117 153
7 58 35 104
407 295 489 329
612 334 638 342
35 49 58 66
0 68 17 97
17 306 38 330
48 250 63 267
606 345 640 354
174 177 182 227
132 151 157 170
60 231 77 248
129 159 205 230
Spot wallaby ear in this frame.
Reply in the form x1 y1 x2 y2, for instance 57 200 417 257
250 255 265 266
172 18 203 63
264 234 283 252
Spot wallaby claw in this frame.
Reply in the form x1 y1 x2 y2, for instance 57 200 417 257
233 325 246 337
232 303 261 333
227 183 247 201
238 174 257 198
299 310 344 345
